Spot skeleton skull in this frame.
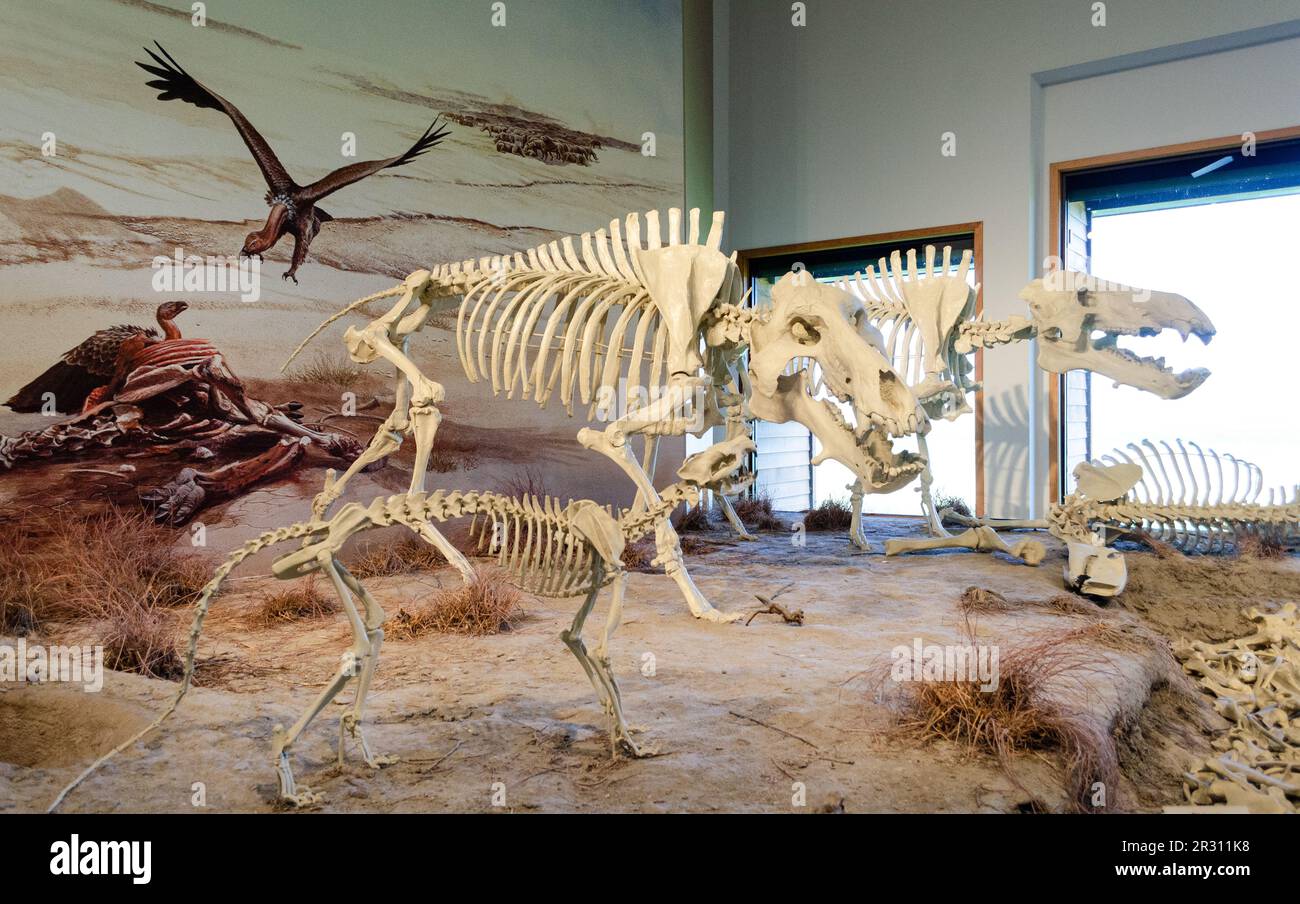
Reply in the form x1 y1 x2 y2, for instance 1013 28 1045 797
677 434 756 496
1020 271 1215 399
746 273 926 491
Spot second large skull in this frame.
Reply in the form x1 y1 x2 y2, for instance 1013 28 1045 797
747 273 927 490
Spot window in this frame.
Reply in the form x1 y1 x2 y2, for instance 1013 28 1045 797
740 226 981 515
1058 134 1300 494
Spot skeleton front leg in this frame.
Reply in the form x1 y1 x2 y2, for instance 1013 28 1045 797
311 372 410 520
716 493 758 540
915 432 950 538
628 435 661 517
577 382 741 623
884 525 1045 565
337 328 474 581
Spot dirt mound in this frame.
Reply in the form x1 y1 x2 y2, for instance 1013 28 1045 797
0 687 152 768
1116 553 1300 642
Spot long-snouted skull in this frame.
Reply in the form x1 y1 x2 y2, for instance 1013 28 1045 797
746 273 927 491
1021 271 1215 400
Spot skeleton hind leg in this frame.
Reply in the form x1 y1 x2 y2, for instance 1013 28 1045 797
592 569 653 756
335 563 398 769
270 554 373 806
559 567 620 744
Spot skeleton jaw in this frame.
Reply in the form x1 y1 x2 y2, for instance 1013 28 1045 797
1022 278 1215 400
1041 323 1212 399
752 370 926 493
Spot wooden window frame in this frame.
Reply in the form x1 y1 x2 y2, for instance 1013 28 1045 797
1046 124 1300 501
736 221 986 516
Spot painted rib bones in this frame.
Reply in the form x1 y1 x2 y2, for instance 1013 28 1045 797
284 208 926 622
48 436 755 810
838 250 1215 554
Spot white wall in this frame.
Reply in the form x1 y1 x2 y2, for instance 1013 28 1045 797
716 0 1300 517
1042 34 1300 221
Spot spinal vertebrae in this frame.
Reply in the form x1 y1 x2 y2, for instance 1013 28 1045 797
1049 440 1300 597
1054 439 1300 551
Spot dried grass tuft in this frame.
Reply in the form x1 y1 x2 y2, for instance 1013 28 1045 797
895 623 1126 811
732 492 785 532
672 503 714 533
802 498 853 532
0 506 207 677
957 586 1099 620
101 606 185 680
345 535 452 578
621 538 658 572
385 569 523 639
285 351 363 389
934 493 973 526
1235 532 1287 560
251 576 337 626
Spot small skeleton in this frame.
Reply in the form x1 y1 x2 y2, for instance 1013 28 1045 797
284 208 927 623
908 439 1300 596
1175 603 1300 813
47 437 754 811
839 253 1215 548
1050 440 1300 596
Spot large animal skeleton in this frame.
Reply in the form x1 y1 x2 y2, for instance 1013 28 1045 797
48 437 753 811
283 208 927 622
835 253 1215 549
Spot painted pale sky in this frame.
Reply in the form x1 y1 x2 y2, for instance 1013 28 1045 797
0 0 684 224
149 0 684 137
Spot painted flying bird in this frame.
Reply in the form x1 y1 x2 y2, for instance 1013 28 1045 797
135 42 450 284
6 301 189 414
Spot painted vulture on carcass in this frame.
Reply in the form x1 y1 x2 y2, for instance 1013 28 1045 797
6 301 190 414
135 42 450 283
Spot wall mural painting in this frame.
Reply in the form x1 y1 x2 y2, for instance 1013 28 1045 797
0 0 686 550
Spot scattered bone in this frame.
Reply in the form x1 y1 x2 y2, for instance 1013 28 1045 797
746 583 803 626
1174 603 1300 813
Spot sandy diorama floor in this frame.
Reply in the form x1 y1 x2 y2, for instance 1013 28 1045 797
4 519 1297 814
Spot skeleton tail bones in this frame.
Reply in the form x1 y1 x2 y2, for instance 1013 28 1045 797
47 475 706 811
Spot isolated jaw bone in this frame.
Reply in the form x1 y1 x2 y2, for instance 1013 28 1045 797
746 273 927 490
1020 273 1215 399
1064 540 1128 597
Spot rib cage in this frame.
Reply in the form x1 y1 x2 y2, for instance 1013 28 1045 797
451 208 727 418
838 246 979 415
299 486 690 600
1085 439 1300 552
464 493 613 597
